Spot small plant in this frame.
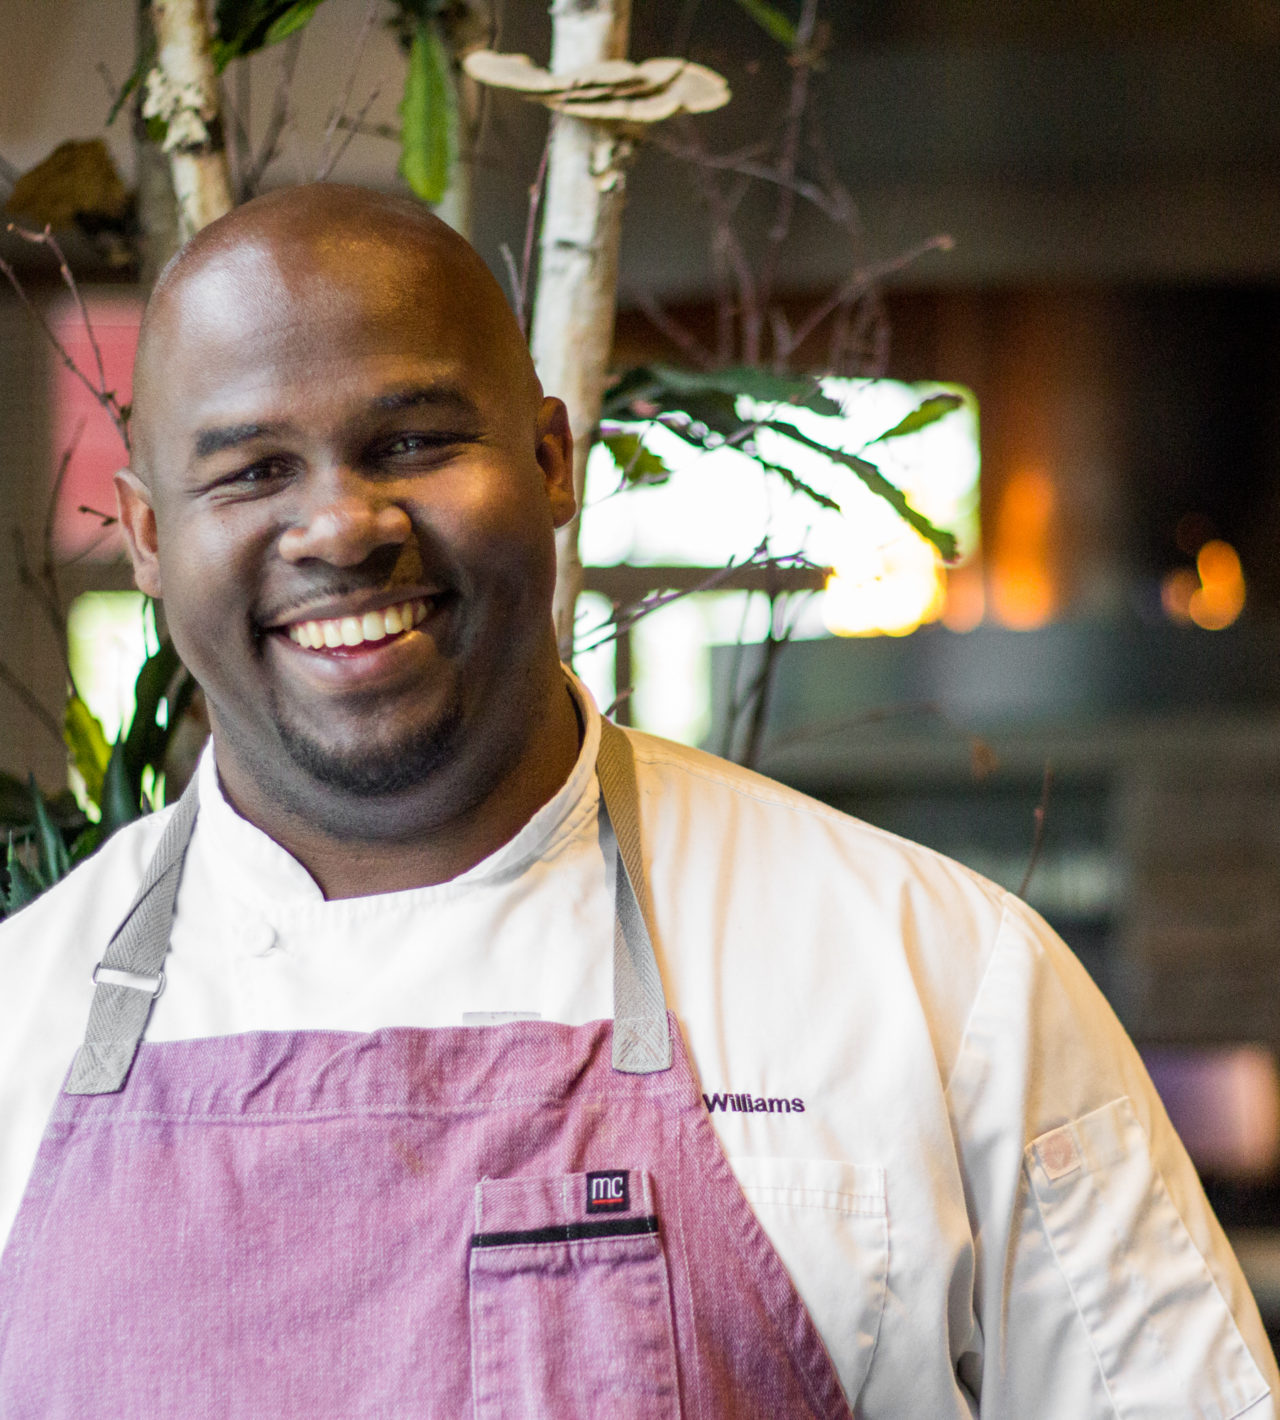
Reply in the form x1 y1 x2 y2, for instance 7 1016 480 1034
0 640 194 919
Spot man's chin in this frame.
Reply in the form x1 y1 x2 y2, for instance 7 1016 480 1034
274 709 463 799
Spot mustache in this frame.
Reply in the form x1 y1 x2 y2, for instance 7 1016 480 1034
256 572 451 628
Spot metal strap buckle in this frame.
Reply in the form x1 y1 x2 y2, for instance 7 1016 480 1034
92 961 167 1000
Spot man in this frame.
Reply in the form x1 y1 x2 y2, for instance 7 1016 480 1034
0 183 1274 1416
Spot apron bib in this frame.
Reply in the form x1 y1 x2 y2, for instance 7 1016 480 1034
0 723 854 1419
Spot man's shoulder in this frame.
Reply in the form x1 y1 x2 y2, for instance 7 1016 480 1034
623 724 1010 917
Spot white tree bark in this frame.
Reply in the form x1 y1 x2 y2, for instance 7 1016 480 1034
528 0 633 660
145 0 233 240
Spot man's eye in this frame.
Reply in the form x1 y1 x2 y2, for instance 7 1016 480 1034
384 432 464 457
218 458 291 491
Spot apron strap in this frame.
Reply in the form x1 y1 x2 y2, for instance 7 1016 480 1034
64 774 202 1095
65 715 670 1094
597 721 672 1075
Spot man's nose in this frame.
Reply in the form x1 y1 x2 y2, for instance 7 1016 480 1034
276 471 413 566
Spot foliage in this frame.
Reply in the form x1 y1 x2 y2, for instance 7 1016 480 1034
211 0 329 71
0 640 195 921
111 0 463 211
728 0 798 49
600 365 961 561
396 15 457 204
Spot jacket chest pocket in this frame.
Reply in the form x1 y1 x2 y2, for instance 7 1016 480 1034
731 1156 889 1408
469 1171 682 1420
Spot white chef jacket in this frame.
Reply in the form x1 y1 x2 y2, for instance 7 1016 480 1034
1 678 1275 1417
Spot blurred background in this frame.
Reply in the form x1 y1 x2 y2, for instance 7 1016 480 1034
3 0 1280 1333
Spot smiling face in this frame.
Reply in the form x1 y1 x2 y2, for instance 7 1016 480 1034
118 188 576 855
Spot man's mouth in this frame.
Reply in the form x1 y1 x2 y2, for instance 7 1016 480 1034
282 596 432 652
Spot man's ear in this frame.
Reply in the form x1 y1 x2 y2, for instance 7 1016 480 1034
114 468 163 599
535 397 576 529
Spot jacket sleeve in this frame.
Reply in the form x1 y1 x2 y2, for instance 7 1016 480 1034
944 892 1279 1418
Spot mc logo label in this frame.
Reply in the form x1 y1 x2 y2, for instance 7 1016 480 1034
585 1170 630 1214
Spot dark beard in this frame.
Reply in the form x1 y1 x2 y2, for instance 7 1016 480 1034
270 698 465 798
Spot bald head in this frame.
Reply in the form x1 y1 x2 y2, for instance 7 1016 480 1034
112 183 578 879
130 183 541 484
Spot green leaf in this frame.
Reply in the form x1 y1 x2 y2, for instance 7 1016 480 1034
662 391 743 443
98 740 142 837
867 392 965 444
0 771 34 828
69 822 104 866
728 0 798 49
398 20 456 205
603 365 840 421
106 36 157 126
84 635 195 833
29 779 71 885
122 641 181 773
263 0 324 46
64 693 112 808
763 418 959 560
2 841 45 917
752 457 841 511
212 0 327 70
601 432 673 485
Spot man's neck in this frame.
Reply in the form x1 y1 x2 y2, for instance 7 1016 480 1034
212 683 585 900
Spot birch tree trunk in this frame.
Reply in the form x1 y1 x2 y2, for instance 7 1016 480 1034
528 0 633 660
146 0 234 240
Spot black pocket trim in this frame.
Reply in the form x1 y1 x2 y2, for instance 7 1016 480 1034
471 1215 660 1249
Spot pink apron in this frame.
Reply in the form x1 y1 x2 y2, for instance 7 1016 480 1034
0 723 855 1418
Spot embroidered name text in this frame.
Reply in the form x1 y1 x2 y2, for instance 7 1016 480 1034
703 1092 806 1114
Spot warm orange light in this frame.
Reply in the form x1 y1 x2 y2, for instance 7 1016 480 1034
823 535 946 638
1188 539 1245 630
989 468 1056 630
941 560 985 632
1161 539 1245 630
1160 567 1198 623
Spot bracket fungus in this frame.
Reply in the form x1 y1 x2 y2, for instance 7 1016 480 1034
462 51 729 124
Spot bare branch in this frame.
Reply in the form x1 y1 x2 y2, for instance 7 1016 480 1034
574 545 819 654
224 56 254 197
76 505 118 526
4 225 130 450
1018 761 1055 898
498 242 522 313
95 61 119 103
315 0 381 182
244 31 304 195
40 426 83 625
783 233 953 360
13 527 62 643
630 289 715 368
755 0 822 319
315 85 382 187
0 659 64 748
650 136 845 222
512 132 550 335
335 117 400 142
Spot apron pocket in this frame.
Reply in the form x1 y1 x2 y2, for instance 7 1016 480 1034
469 1171 682 1420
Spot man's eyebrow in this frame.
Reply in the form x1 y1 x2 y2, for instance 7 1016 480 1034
371 385 481 417
193 423 286 459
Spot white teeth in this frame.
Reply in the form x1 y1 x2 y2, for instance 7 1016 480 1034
286 597 432 650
